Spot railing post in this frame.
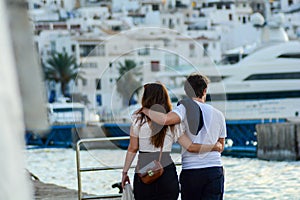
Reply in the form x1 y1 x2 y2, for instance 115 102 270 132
76 140 83 200
75 136 130 200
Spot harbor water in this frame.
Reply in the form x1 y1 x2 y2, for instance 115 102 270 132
25 148 300 199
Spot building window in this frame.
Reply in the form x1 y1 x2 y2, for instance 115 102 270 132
151 61 160 72
203 43 208 57
96 94 102 106
229 13 232 21
152 4 159 11
71 45 76 52
50 41 56 53
80 45 95 57
169 19 174 29
242 16 246 24
94 44 105 56
257 4 261 10
165 54 179 67
81 62 97 68
189 43 196 57
96 78 101 90
70 24 81 30
53 24 67 29
138 45 150 56
82 78 87 86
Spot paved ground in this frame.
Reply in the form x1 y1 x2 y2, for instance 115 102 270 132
33 179 79 200
32 178 121 200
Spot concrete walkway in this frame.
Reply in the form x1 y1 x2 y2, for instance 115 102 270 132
32 179 121 200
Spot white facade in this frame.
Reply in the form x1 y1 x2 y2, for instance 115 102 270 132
280 0 300 39
71 25 223 115
76 6 110 19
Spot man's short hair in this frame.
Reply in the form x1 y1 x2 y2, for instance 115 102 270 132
184 73 210 98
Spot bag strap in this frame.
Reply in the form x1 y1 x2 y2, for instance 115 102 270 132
158 146 163 162
158 135 165 162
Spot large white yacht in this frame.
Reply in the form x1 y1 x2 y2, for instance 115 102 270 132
163 14 300 122
205 40 300 121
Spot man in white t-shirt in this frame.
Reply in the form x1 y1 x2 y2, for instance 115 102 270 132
143 73 226 199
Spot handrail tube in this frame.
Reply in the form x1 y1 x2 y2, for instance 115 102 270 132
77 136 130 146
80 165 137 172
82 194 122 200
80 161 182 172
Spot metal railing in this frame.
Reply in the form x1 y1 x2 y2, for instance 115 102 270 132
76 137 183 200
76 136 132 200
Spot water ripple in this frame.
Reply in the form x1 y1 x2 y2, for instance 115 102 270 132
25 149 300 199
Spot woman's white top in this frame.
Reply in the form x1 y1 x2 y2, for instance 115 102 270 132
131 114 184 152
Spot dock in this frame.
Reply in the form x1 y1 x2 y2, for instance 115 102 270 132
256 122 300 161
32 179 121 200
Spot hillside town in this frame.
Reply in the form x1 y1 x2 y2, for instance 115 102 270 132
26 0 300 121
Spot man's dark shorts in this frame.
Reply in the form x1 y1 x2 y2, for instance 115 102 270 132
180 166 224 200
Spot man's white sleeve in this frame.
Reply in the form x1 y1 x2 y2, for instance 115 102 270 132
171 104 186 122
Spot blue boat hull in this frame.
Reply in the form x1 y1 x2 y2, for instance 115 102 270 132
101 119 286 157
101 123 131 150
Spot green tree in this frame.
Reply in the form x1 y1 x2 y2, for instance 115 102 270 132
116 59 142 106
43 52 82 97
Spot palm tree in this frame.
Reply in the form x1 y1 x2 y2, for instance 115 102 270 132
116 59 142 106
43 52 81 98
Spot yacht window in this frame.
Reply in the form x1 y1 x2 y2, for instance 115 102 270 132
244 72 300 80
207 76 226 82
206 91 300 101
278 53 300 59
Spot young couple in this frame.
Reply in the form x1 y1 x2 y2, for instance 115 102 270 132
121 73 226 200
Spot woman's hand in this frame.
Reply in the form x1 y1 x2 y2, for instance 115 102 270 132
214 142 223 152
121 172 130 188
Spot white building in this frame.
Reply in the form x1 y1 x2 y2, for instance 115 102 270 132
280 0 300 39
70 24 223 115
30 0 300 120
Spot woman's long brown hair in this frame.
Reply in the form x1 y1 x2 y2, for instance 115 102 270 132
137 83 174 148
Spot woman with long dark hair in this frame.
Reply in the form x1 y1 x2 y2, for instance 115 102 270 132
121 83 221 200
